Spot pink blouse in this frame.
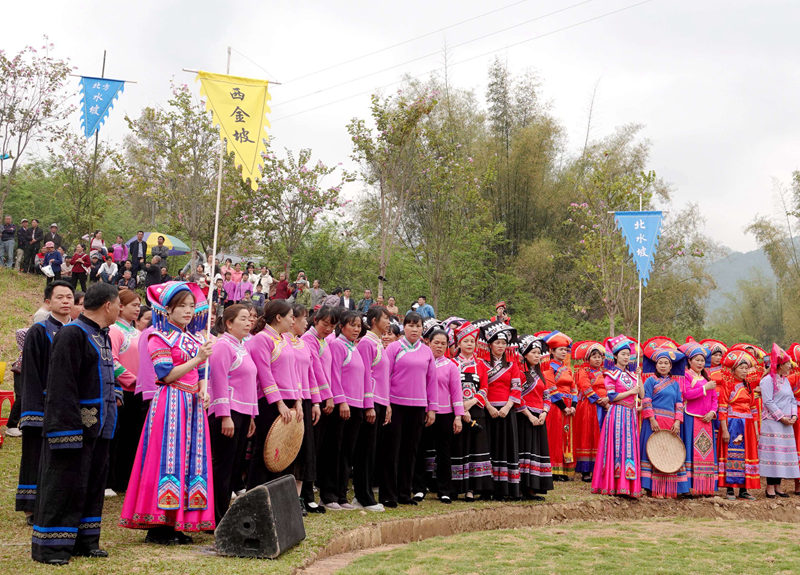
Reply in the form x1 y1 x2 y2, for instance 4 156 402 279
109 321 140 392
245 325 300 403
208 332 258 417
286 333 321 403
681 371 718 418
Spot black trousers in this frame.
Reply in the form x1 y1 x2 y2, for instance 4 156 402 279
16 427 43 513
301 407 330 504
32 437 111 563
7 371 22 428
209 411 251 524
766 477 783 486
379 404 425 504
71 272 87 292
45 270 61 285
23 245 38 273
433 412 456 498
247 399 298 489
319 405 363 504
353 403 386 506
108 390 140 492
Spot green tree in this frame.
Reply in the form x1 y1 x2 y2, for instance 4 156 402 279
0 41 74 215
243 147 352 273
347 88 436 298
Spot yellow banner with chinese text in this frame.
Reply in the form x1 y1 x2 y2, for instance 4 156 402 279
197 71 271 190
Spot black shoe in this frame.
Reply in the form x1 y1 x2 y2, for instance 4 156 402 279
72 548 108 558
464 492 475 502
581 473 592 483
398 498 418 506
381 500 398 508
304 500 326 514
530 495 545 501
44 558 69 566
439 496 452 504
26 515 34 526
145 529 176 545
173 531 193 545
765 492 776 499
776 491 789 498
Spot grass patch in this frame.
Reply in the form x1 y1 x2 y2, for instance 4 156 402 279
344 519 800 575
0 431 591 573
0 269 43 420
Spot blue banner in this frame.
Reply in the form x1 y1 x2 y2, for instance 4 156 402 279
79 76 125 138
614 211 663 286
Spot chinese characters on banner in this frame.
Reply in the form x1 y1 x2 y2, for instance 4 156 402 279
79 77 126 138
196 71 271 191
614 211 663 286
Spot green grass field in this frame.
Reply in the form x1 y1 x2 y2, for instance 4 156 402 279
344 519 800 575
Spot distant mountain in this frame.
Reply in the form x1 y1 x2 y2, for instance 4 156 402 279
705 247 776 313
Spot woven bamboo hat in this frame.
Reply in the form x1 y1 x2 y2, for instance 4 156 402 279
263 416 304 472
646 430 686 474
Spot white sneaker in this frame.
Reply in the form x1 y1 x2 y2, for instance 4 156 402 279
235 488 246 497
350 498 364 509
4 427 22 437
339 503 356 510
323 502 343 511
413 491 425 502
364 503 385 512
104 488 117 497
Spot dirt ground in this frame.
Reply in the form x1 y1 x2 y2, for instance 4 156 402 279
296 496 800 574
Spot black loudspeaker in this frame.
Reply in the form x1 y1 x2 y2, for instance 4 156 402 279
215 474 306 559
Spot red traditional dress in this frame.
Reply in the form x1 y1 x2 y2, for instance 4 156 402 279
574 365 604 475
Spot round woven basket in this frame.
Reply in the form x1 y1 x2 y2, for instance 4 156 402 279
646 430 686 474
263 416 305 472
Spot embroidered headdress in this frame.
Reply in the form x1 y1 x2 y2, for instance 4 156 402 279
642 346 686 377
146 281 209 335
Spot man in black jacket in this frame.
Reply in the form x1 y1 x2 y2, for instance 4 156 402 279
16 218 31 271
45 223 63 250
127 231 148 275
31 283 120 565
22 219 43 273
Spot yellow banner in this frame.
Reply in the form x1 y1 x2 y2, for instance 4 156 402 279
196 71 271 190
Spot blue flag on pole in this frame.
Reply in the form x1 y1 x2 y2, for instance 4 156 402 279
79 76 125 138
614 211 663 286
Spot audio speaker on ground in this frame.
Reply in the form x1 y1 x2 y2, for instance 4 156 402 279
215 474 305 559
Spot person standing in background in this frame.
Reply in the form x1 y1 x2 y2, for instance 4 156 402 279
45 224 63 250
1 215 16 268
128 231 148 275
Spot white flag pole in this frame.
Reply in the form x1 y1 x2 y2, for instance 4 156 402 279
204 47 231 376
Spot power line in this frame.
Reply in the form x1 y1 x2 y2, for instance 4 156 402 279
272 0 656 122
230 47 281 82
274 0 596 108
284 0 539 84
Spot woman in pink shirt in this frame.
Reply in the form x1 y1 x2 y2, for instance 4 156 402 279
319 310 370 510
108 288 142 493
245 299 301 490
679 341 718 496
299 306 338 513
353 306 392 511
286 303 322 511
208 305 258 524
427 328 464 503
379 312 438 507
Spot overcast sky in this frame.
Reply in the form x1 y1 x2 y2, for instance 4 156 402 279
6 0 800 252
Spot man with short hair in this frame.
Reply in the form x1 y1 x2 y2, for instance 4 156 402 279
31 283 120 565
340 287 355 310
357 289 374 314
150 235 169 269
1 215 16 268
415 296 435 319
16 281 74 526
128 231 147 275
45 224 63 250
24 219 43 273
16 218 31 271
117 269 136 290
144 256 162 288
